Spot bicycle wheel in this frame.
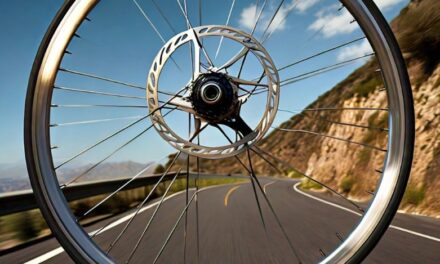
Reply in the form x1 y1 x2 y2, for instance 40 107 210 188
25 0 414 263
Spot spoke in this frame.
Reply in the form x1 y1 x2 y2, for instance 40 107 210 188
239 72 266 103
278 109 388 132
248 161 267 229
184 114 191 263
198 0 202 26
61 109 176 187
246 148 302 263
51 104 148 108
248 52 375 97
281 53 375 86
236 0 267 78
183 0 196 82
273 127 387 152
261 0 298 43
217 47 249 72
59 68 145 91
280 107 389 113
195 136 201 263
106 152 182 252
153 191 197 264
250 0 267 36
248 147 284 175
252 146 365 212
151 0 178 34
214 0 236 59
215 123 281 250
54 88 186 170
250 60 357 96
54 115 148 170
278 37 367 72
126 169 182 263
53 86 145 100
82 161 158 218
230 76 268 87
50 115 144 127
260 0 286 41
167 96 195 114
176 0 214 67
219 115 254 138
132 0 182 71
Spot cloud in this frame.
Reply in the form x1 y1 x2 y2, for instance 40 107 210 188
295 0 322 13
308 0 405 38
239 4 259 31
374 0 406 9
308 6 357 38
239 0 322 34
337 39 373 61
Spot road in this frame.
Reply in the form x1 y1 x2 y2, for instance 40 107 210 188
1 179 439 263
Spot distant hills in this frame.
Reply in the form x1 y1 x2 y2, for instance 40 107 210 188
0 161 157 193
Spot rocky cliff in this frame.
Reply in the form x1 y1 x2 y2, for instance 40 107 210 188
174 0 440 217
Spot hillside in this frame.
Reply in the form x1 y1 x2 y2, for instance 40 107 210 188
181 0 440 216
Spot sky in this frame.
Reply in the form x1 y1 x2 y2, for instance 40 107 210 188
0 0 409 175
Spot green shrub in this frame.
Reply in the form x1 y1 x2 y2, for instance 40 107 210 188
368 111 388 128
361 130 377 144
287 170 302 179
357 148 372 167
300 178 323 190
402 184 425 206
11 211 40 241
353 76 381 98
154 164 165 174
340 176 354 193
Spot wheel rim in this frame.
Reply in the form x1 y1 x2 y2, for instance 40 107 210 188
25 0 414 263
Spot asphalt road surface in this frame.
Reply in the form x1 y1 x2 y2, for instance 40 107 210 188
1 179 439 263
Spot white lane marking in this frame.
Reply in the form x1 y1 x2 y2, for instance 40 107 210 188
263 181 275 194
293 182 440 243
25 184 224 264
24 248 65 264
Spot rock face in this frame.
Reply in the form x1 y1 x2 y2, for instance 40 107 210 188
186 0 440 217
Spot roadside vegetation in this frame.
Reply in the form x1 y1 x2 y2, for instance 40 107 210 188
402 183 426 206
0 176 246 251
299 178 323 191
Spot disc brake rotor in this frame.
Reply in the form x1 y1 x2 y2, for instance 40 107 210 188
147 25 279 159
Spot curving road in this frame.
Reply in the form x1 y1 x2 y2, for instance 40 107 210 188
1 179 439 263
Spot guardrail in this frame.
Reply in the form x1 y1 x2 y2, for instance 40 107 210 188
0 172 191 216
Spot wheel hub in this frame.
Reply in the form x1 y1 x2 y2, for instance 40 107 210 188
190 72 239 123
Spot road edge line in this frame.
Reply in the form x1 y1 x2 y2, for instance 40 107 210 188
292 182 440 243
24 184 228 264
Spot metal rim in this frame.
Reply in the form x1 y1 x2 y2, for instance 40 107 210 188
24 0 414 263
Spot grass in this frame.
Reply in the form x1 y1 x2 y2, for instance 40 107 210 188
353 76 381 98
340 176 354 193
402 184 426 206
286 170 303 179
299 178 323 190
357 148 372 167
0 176 246 250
